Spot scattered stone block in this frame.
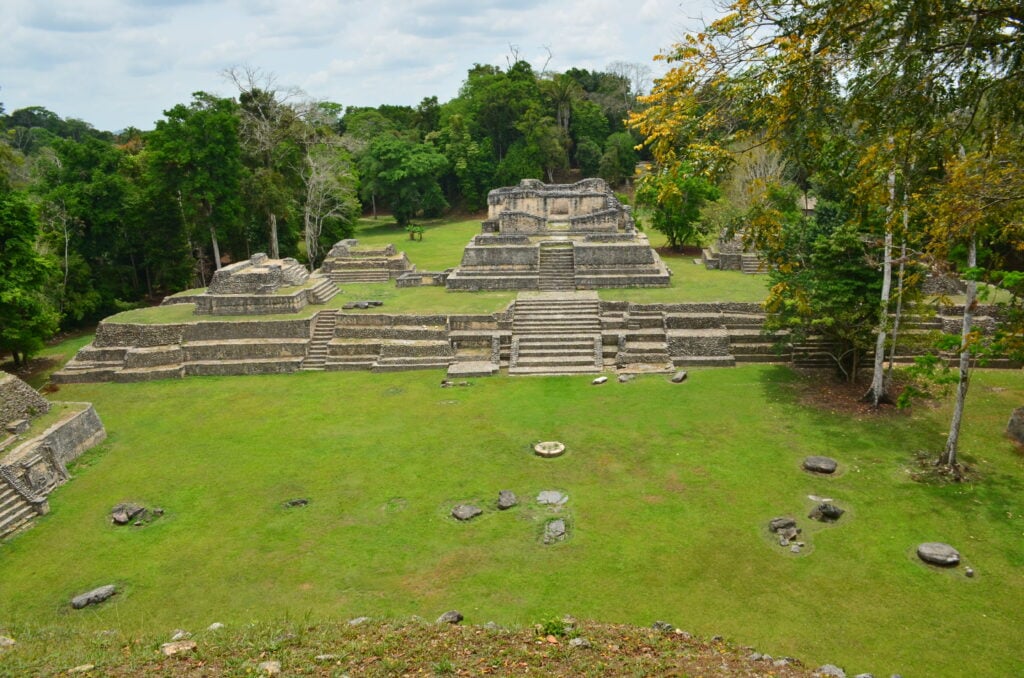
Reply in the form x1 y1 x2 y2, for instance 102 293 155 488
348 616 371 626
437 610 463 624
451 504 482 521
592 376 608 385
497 490 518 510
651 621 674 632
917 542 960 567
170 629 191 641
284 498 309 508
258 660 282 675
671 370 688 383
534 441 565 458
803 456 838 474
768 517 796 533
537 490 568 506
809 503 845 523
160 640 196 656
207 622 225 631
617 374 635 383
1008 406 1024 445
816 665 846 677
0 636 15 650
71 585 117 609
569 637 591 648
110 503 146 525
67 664 95 674
965 567 975 578
5 419 29 434
544 518 567 544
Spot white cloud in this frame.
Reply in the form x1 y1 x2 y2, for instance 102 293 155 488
1 0 721 130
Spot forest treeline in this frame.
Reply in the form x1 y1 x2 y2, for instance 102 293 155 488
0 60 649 359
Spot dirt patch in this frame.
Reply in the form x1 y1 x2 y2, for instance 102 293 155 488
787 369 912 418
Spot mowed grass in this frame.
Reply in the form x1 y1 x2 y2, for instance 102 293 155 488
1 366 1022 677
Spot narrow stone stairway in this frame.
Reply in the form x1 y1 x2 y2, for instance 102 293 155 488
509 292 602 375
537 242 576 291
301 310 338 371
0 481 38 539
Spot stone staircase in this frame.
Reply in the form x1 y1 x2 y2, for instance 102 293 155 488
725 311 791 364
509 293 602 375
325 315 454 372
792 336 837 368
616 309 672 369
301 310 339 371
537 242 576 291
325 264 391 284
740 253 764 274
306 274 340 304
0 476 40 539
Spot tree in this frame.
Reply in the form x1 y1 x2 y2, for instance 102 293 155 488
147 93 245 273
299 140 358 270
0 190 59 365
635 164 720 249
358 136 448 227
599 132 639 187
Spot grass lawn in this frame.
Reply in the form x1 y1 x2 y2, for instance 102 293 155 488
1 366 1022 677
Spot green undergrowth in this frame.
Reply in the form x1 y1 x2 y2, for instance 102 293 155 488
1 366 1021 677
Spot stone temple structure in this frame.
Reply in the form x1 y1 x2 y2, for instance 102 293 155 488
445 179 671 291
193 253 339 315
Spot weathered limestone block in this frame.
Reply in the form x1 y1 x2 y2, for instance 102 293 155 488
1007 407 1024 445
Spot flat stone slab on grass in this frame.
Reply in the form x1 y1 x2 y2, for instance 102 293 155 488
537 490 568 506
451 504 482 521
544 518 567 544
71 584 117 609
437 610 463 624
671 370 688 383
917 542 961 567
497 490 518 510
808 503 844 522
534 441 565 458
447 361 498 378
803 456 838 474
160 640 197 656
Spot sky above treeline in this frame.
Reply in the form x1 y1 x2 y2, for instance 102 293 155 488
0 0 719 133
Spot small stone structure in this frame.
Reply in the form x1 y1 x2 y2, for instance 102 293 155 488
702 229 764 274
1006 406 1024 446
192 253 339 315
1 374 107 538
321 240 415 284
1 373 51 430
446 179 671 291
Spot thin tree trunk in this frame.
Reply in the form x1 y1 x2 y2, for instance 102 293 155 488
865 168 896 405
268 212 279 259
941 234 977 467
887 238 908 378
209 224 222 271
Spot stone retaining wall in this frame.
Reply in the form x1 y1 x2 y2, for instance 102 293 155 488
94 322 189 348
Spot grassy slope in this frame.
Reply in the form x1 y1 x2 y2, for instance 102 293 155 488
1 367 1021 677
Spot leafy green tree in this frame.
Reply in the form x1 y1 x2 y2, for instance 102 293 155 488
635 164 720 249
0 190 59 365
358 136 447 227
575 138 603 177
147 93 245 276
600 132 639 187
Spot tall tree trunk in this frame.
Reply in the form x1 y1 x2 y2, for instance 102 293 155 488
940 234 977 467
887 239 907 378
209 224 222 271
268 212 279 259
865 168 896 406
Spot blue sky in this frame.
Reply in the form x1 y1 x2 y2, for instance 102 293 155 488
1 0 718 131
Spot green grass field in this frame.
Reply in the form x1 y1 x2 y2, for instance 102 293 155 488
2 366 1022 677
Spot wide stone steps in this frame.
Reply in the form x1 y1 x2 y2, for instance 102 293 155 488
0 486 37 538
538 244 576 291
372 357 452 372
307 276 340 304
327 268 390 284
741 253 764 274
113 365 186 382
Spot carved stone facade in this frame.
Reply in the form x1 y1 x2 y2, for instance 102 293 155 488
446 179 671 291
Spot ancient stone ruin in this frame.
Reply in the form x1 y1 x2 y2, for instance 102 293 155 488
320 239 415 284
193 253 339 315
445 178 671 291
1 373 106 538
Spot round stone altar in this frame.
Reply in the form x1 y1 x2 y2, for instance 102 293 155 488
534 441 566 458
